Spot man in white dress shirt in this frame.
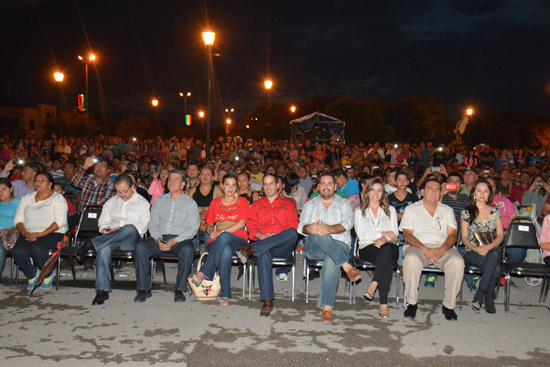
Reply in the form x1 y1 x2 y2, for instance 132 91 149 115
400 177 464 320
84 174 150 305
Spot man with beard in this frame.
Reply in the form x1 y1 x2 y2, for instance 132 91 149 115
298 172 359 324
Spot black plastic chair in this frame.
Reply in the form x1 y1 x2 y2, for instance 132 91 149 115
502 217 550 312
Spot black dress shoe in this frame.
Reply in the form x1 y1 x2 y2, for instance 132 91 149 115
134 289 152 303
442 305 458 320
485 297 496 314
260 300 274 317
75 239 94 263
174 290 186 302
92 290 109 305
404 304 417 318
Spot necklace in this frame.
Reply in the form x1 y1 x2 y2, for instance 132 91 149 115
368 207 381 231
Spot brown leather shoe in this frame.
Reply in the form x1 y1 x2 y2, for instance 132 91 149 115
322 309 333 324
344 266 361 282
237 244 256 264
260 300 274 317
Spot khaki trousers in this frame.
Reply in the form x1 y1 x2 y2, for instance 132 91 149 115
403 245 464 310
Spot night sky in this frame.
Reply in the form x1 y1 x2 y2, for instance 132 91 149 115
2 0 550 131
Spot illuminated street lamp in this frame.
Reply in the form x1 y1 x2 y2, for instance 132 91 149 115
53 71 64 135
179 91 191 117
466 108 474 116
151 99 159 107
290 105 296 113
198 110 205 118
225 118 232 135
77 53 96 120
203 31 215 159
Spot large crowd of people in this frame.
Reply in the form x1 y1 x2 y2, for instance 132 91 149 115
1 133 550 323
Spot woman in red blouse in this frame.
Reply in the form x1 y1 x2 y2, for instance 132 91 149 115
191 174 249 306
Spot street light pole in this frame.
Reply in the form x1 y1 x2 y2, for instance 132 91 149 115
54 72 64 136
78 53 95 132
203 31 215 159
264 80 272 126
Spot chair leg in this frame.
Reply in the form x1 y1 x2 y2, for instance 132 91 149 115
459 282 463 311
543 277 550 303
291 264 295 302
248 262 253 301
56 256 61 290
161 260 167 284
110 263 115 283
149 258 154 289
305 263 310 304
505 274 511 312
10 257 14 289
395 268 400 306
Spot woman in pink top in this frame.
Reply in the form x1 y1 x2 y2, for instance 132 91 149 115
487 178 524 262
540 215 550 264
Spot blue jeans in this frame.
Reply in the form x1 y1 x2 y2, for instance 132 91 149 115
305 234 350 309
464 249 502 299
11 233 64 279
200 232 247 298
135 236 195 292
253 228 298 301
92 225 140 292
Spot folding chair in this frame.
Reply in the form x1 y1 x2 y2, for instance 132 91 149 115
503 217 550 312
247 248 297 301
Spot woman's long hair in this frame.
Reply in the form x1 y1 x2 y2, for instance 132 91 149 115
465 178 494 224
360 177 390 217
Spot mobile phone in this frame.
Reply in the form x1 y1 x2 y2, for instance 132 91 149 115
484 169 490 173
536 182 544 186
93 157 98 163
446 183 457 191
372 165 379 170
17 159 25 165
432 167 441 172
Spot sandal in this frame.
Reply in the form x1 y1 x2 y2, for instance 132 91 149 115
378 305 389 319
220 297 229 307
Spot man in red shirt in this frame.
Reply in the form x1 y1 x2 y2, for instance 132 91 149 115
238 173 299 316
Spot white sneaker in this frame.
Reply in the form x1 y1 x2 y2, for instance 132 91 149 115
277 273 288 281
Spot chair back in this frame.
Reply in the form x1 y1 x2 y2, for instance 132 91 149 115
503 217 539 251
78 204 103 233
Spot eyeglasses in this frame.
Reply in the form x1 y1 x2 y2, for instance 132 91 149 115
116 188 130 196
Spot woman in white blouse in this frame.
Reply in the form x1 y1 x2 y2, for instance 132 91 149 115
12 171 68 290
354 177 399 318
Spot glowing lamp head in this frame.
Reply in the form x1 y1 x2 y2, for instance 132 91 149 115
466 108 474 116
264 80 273 90
202 32 215 46
89 54 96 62
226 119 232 125
54 72 64 82
290 106 296 113
151 99 159 107
199 111 205 118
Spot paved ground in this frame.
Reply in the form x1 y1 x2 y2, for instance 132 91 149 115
1 255 549 366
